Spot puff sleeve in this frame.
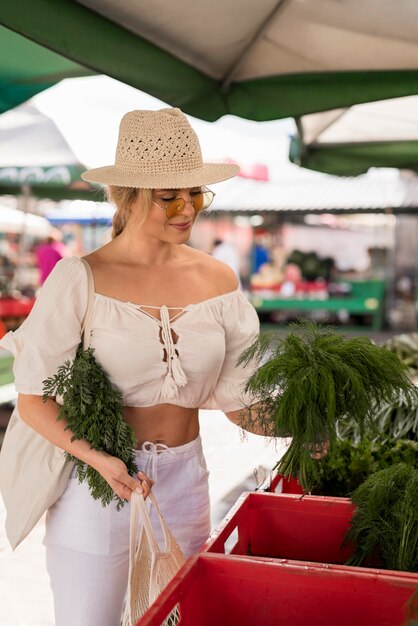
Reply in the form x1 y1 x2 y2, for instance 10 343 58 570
0 257 88 395
201 291 260 413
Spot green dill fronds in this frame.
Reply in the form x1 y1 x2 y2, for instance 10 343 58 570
238 321 417 491
345 463 418 572
43 344 138 509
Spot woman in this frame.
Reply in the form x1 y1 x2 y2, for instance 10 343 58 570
1 108 264 626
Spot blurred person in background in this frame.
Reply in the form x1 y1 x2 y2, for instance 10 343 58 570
211 238 241 281
35 231 69 284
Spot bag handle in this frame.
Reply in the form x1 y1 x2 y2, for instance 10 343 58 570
79 257 95 350
130 492 172 558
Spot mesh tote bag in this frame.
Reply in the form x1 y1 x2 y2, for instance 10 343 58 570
123 491 185 626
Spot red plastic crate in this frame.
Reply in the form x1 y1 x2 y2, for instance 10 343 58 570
203 491 356 564
136 553 418 626
268 473 304 494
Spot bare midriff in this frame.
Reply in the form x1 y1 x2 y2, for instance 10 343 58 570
123 404 200 449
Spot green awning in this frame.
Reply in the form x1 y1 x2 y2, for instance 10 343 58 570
2 0 418 121
290 138 418 177
0 26 92 113
290 96 418 175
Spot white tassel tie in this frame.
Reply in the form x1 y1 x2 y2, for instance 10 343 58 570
160 305 188 400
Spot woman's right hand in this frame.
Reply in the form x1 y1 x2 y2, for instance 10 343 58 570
91 452 154 501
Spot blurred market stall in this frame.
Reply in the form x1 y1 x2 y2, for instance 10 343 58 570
0 103 98 333
0 102 97 200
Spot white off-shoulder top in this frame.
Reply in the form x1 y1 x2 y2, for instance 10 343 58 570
0 256 260 413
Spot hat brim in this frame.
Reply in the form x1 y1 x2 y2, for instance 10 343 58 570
81 163 239 189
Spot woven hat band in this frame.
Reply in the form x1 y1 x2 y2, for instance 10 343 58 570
115 109 203 174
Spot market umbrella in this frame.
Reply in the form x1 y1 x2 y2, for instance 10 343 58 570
0 102 99 200
289 95 418 176
0 204 52 237
2 0 418 121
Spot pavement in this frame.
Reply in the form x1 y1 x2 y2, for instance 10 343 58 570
0 408 286 626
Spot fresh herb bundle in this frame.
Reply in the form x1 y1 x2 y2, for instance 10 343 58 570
344 463 418 572
43 344 138 509
238 321 416 490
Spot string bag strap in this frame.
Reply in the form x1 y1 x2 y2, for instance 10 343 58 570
79 257 95 350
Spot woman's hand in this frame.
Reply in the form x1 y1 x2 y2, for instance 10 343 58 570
91 453 154 501
308 440 330 460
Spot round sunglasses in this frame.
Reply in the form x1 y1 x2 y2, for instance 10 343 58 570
152 188 215 219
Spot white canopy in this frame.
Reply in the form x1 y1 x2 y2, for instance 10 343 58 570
300 96 418 145
78 0 418 81
0 205 53 237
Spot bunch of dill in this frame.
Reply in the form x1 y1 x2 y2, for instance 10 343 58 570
43 344 138 509
345 463 418 572
238 321 416 491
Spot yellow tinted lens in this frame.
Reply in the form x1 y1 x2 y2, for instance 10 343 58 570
192 191 213 213
192 193 204 212
166 198 184 219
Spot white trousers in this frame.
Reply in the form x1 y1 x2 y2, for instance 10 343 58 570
44 436 211 626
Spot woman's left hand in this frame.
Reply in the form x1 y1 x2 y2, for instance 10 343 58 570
135 471 154 499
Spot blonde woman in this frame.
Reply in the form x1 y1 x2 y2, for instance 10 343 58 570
1 108 262 626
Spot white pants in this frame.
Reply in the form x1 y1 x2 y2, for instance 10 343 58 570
44 436 211 626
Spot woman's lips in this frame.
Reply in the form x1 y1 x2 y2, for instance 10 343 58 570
170 221 192 231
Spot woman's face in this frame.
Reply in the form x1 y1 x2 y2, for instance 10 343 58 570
135 187 202 243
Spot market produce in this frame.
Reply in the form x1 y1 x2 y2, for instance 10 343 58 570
42 345 138 509
312 437 417 497
286 250 334 281
337 388 418 442
382 332 418 375
344 463 418 572
238 321 416 490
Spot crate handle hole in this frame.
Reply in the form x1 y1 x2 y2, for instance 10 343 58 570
223 526 239 554
160 602 181 625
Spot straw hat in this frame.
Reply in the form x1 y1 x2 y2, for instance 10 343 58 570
81 108 239 189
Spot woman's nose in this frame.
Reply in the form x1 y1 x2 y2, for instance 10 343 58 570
179 195 196 215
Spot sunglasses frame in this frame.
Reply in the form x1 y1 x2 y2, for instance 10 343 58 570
152 187 216 219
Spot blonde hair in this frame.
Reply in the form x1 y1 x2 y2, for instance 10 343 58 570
107 186 153 238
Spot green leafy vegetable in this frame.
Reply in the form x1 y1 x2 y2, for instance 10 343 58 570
313 437 418 497
43 344 138 509
337 388 418 442
238 321 416 490
382 332 418 375
345 464 418 572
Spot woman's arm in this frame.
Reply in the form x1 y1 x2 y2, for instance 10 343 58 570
226 404 329 457
225 403 276 437
18 394 152 499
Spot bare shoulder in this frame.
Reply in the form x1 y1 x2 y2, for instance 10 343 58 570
185 247 239 295
82 246 109 269
82 243 120 276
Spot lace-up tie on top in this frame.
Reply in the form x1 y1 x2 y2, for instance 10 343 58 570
134 304 188 400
